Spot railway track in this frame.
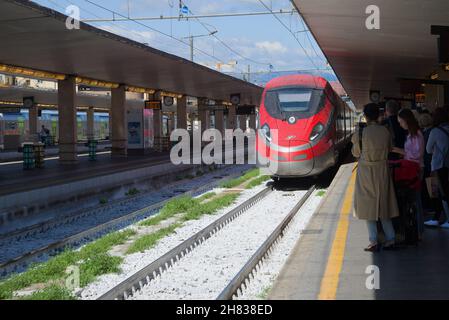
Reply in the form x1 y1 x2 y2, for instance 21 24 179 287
0 167 248 275
217 185 316 300
96 185 315 300
0 164 223 243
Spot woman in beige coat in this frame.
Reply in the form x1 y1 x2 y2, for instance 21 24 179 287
351 103 400 252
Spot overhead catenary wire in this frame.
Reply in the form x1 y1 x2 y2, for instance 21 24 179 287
81 0 247 73
257 0 322 71
81 9 298 22
181 0 272 68
294 3 326 67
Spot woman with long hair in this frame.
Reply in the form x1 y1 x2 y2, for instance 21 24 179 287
392 108 425 238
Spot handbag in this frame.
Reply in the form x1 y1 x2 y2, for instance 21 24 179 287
426 172 440 198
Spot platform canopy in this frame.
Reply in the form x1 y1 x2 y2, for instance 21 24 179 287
292 0 449 109
0 0 263 106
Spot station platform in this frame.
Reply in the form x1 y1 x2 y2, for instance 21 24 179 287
269 162 449 300
0 151 169 197
0 141 112 163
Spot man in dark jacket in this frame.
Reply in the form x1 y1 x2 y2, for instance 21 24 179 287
382 100 407 160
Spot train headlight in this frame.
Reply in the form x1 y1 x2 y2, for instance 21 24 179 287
309 123 324 141
261 123 271 142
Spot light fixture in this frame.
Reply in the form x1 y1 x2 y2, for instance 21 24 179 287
0 100 22 106
430 71 439 80
75 77 119 89
443 63 449 72
159 91 183 99
126 86 156 94
0 63 66 80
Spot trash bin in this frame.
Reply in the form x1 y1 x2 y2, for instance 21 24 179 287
22 143 35 170
88 139 97 161
33 142 45 168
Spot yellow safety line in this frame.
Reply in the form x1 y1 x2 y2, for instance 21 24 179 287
318 168 357 300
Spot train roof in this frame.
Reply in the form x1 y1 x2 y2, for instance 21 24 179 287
264 74 328 90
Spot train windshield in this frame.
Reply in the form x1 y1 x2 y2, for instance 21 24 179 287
264 87 324 119
277 89 313 112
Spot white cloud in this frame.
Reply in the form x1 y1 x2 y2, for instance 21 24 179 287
255 41 287 54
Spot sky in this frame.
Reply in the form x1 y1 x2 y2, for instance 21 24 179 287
32 0 331 80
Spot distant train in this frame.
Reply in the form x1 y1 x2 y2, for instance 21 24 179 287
257 74 357 178
0 110 110 149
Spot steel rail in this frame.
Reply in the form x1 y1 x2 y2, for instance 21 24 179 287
0 169 246 274
216 185 316 300
97 186 273 300
0 163 218 242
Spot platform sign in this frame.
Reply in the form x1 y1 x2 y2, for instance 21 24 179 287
127 108 143 148
0 107 21 113
145 100 162 110
180 5 189 15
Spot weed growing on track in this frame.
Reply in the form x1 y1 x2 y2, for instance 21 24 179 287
21 284 76 300
129 192 238 253
182 193 239 221
317 190 326 197
256 285 273 300
140 196 198 227
0 229 136 300
126 223 182 254
125 188 140 196
220 168 260 188
245 175 271 189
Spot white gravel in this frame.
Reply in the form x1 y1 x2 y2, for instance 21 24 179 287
80 183 269 300
236 190 324 300
128 190 307 300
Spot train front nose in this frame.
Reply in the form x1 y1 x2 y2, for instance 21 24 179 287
271 140 314 177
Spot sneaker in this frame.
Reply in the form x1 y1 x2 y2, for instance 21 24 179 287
424 220 440 227
440 222 449 229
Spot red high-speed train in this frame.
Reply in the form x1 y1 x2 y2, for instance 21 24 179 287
257 74 357 178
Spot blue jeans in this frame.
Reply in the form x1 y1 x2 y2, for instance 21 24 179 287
366 219 395 244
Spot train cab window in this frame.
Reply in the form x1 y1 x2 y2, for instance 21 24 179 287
277 89 312 112
263 87 324 120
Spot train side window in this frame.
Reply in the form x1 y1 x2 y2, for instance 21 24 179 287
264 91 281 118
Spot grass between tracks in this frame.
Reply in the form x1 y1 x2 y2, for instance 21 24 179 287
128 192 239 254
219 168 261 188
0 229 136 300
0 168 270 300
245 175 271 189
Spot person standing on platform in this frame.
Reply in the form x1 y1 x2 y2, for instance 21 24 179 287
424 107 449 228
40 125 48 144
391 108 426 238
419 113 436 215
382 100 407 160
352 103 400 252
